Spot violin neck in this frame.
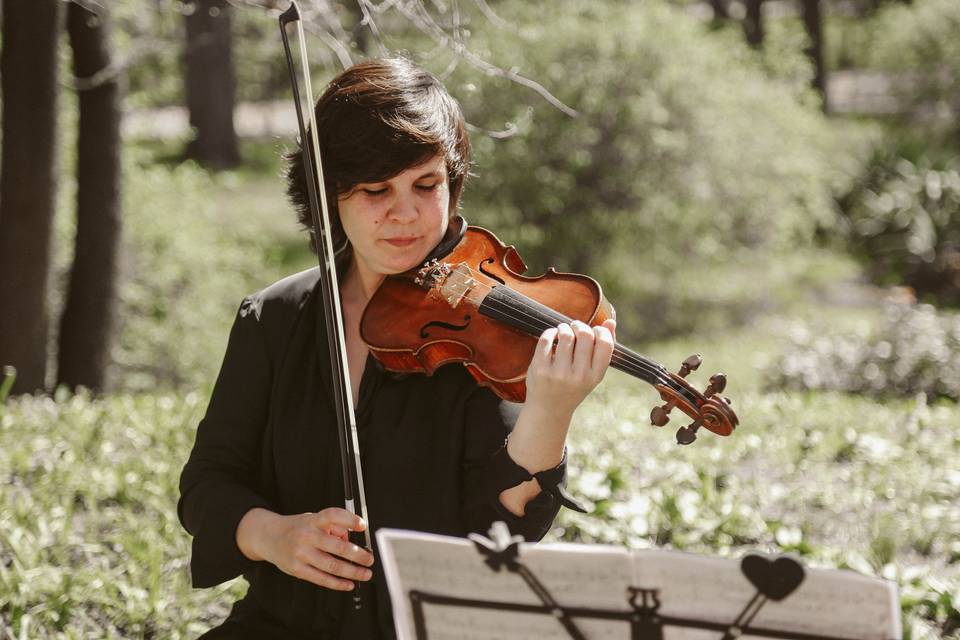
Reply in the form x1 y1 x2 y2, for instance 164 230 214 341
610 344 670 387
477 285 669 388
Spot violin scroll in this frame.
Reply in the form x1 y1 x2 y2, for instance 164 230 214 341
650 355 738 445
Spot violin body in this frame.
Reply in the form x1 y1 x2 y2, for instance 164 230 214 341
362 227 614 402
361 225 738 443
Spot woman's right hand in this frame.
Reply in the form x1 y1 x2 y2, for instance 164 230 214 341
237 507 374 591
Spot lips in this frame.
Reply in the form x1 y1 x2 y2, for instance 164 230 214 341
383 236 420 247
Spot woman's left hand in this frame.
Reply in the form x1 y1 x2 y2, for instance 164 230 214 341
524 319 616 419
498 318 616 516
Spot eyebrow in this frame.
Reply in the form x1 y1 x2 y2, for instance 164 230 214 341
416 170 443 180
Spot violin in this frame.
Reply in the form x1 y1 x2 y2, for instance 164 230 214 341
361 222 739 445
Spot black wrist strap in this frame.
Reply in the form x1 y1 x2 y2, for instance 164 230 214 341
490 441 588 514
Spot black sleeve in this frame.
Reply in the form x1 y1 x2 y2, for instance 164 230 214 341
460 386 577 542
177 296 273 588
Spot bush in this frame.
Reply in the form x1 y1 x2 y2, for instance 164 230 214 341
767 302 960 400
840 152 960 305
825 15 886 71
870 0 960 145
441 0 860 338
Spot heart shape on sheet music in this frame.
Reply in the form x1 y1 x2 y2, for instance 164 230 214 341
740 554 805 601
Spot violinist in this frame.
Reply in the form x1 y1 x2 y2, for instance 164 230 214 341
177 57 616 639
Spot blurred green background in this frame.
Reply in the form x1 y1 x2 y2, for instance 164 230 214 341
1 0 959 637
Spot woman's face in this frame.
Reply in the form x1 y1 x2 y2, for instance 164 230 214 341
338 154 450 280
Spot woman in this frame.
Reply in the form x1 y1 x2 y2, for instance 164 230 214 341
178 57 615 639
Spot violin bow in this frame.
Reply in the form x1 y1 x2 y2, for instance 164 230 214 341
279 1 371 607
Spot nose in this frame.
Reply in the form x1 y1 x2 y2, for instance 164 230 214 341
387 191 419 224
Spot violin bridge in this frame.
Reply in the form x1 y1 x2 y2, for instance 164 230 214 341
415 260 479 309
437 263 479 309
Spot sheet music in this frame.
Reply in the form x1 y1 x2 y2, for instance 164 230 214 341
631 550 901 639
378 530 632 639
377 528 900 640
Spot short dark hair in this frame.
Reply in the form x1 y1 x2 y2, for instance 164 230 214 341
285 57 471 255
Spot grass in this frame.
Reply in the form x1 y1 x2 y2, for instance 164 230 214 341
2 308 958 638
0 391 242 639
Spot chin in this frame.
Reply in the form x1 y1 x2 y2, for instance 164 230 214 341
370 254 419 277
366 236 441 276
391 255 427 274
394 243 436 272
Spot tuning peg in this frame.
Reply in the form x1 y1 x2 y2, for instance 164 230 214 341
676 424 699 445
678 354 703 378
704 373 727 398
651 405 670 426
650 398 677 427
676 419 702 445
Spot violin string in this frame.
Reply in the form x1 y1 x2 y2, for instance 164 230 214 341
458 275 668 379
441 272 672 385
482 291 681 393
433 269 697 403
483 293 697 404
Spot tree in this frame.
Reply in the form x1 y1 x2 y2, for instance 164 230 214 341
0 0 61 395
344 2 372 54
183 0 240 168
799 0 828 111
57 1 123 393
708 0 730 22
743 0 765 48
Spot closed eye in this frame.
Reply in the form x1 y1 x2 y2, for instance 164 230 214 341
363 188 388 196
416 183 439 192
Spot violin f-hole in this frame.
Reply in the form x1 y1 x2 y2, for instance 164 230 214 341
478 258 506 285
420 315 472 338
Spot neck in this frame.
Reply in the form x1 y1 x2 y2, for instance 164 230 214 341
342 258 385 306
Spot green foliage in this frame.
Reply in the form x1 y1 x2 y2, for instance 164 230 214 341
0 368 16 405
444 0 857 338
114 2 184 110
821 0 920 73
825 15 887 71
869 0 960 145
756 14 819 86
115 1 348 110
768 303 960 401
3 315 958 637
48 141 314 393
840 152 960 305
109 146 314 392
0 390 246 638
560 363 960 638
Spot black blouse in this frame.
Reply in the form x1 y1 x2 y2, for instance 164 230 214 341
177 267 569 639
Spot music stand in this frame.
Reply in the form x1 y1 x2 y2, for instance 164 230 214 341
377 523 900 640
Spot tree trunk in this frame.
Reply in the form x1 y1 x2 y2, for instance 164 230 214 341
800 0 829 112
58 2 123 393
743 0 765 48
708 0 730 21
0 0 60 395
183 0 240 168
345 2 371 54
